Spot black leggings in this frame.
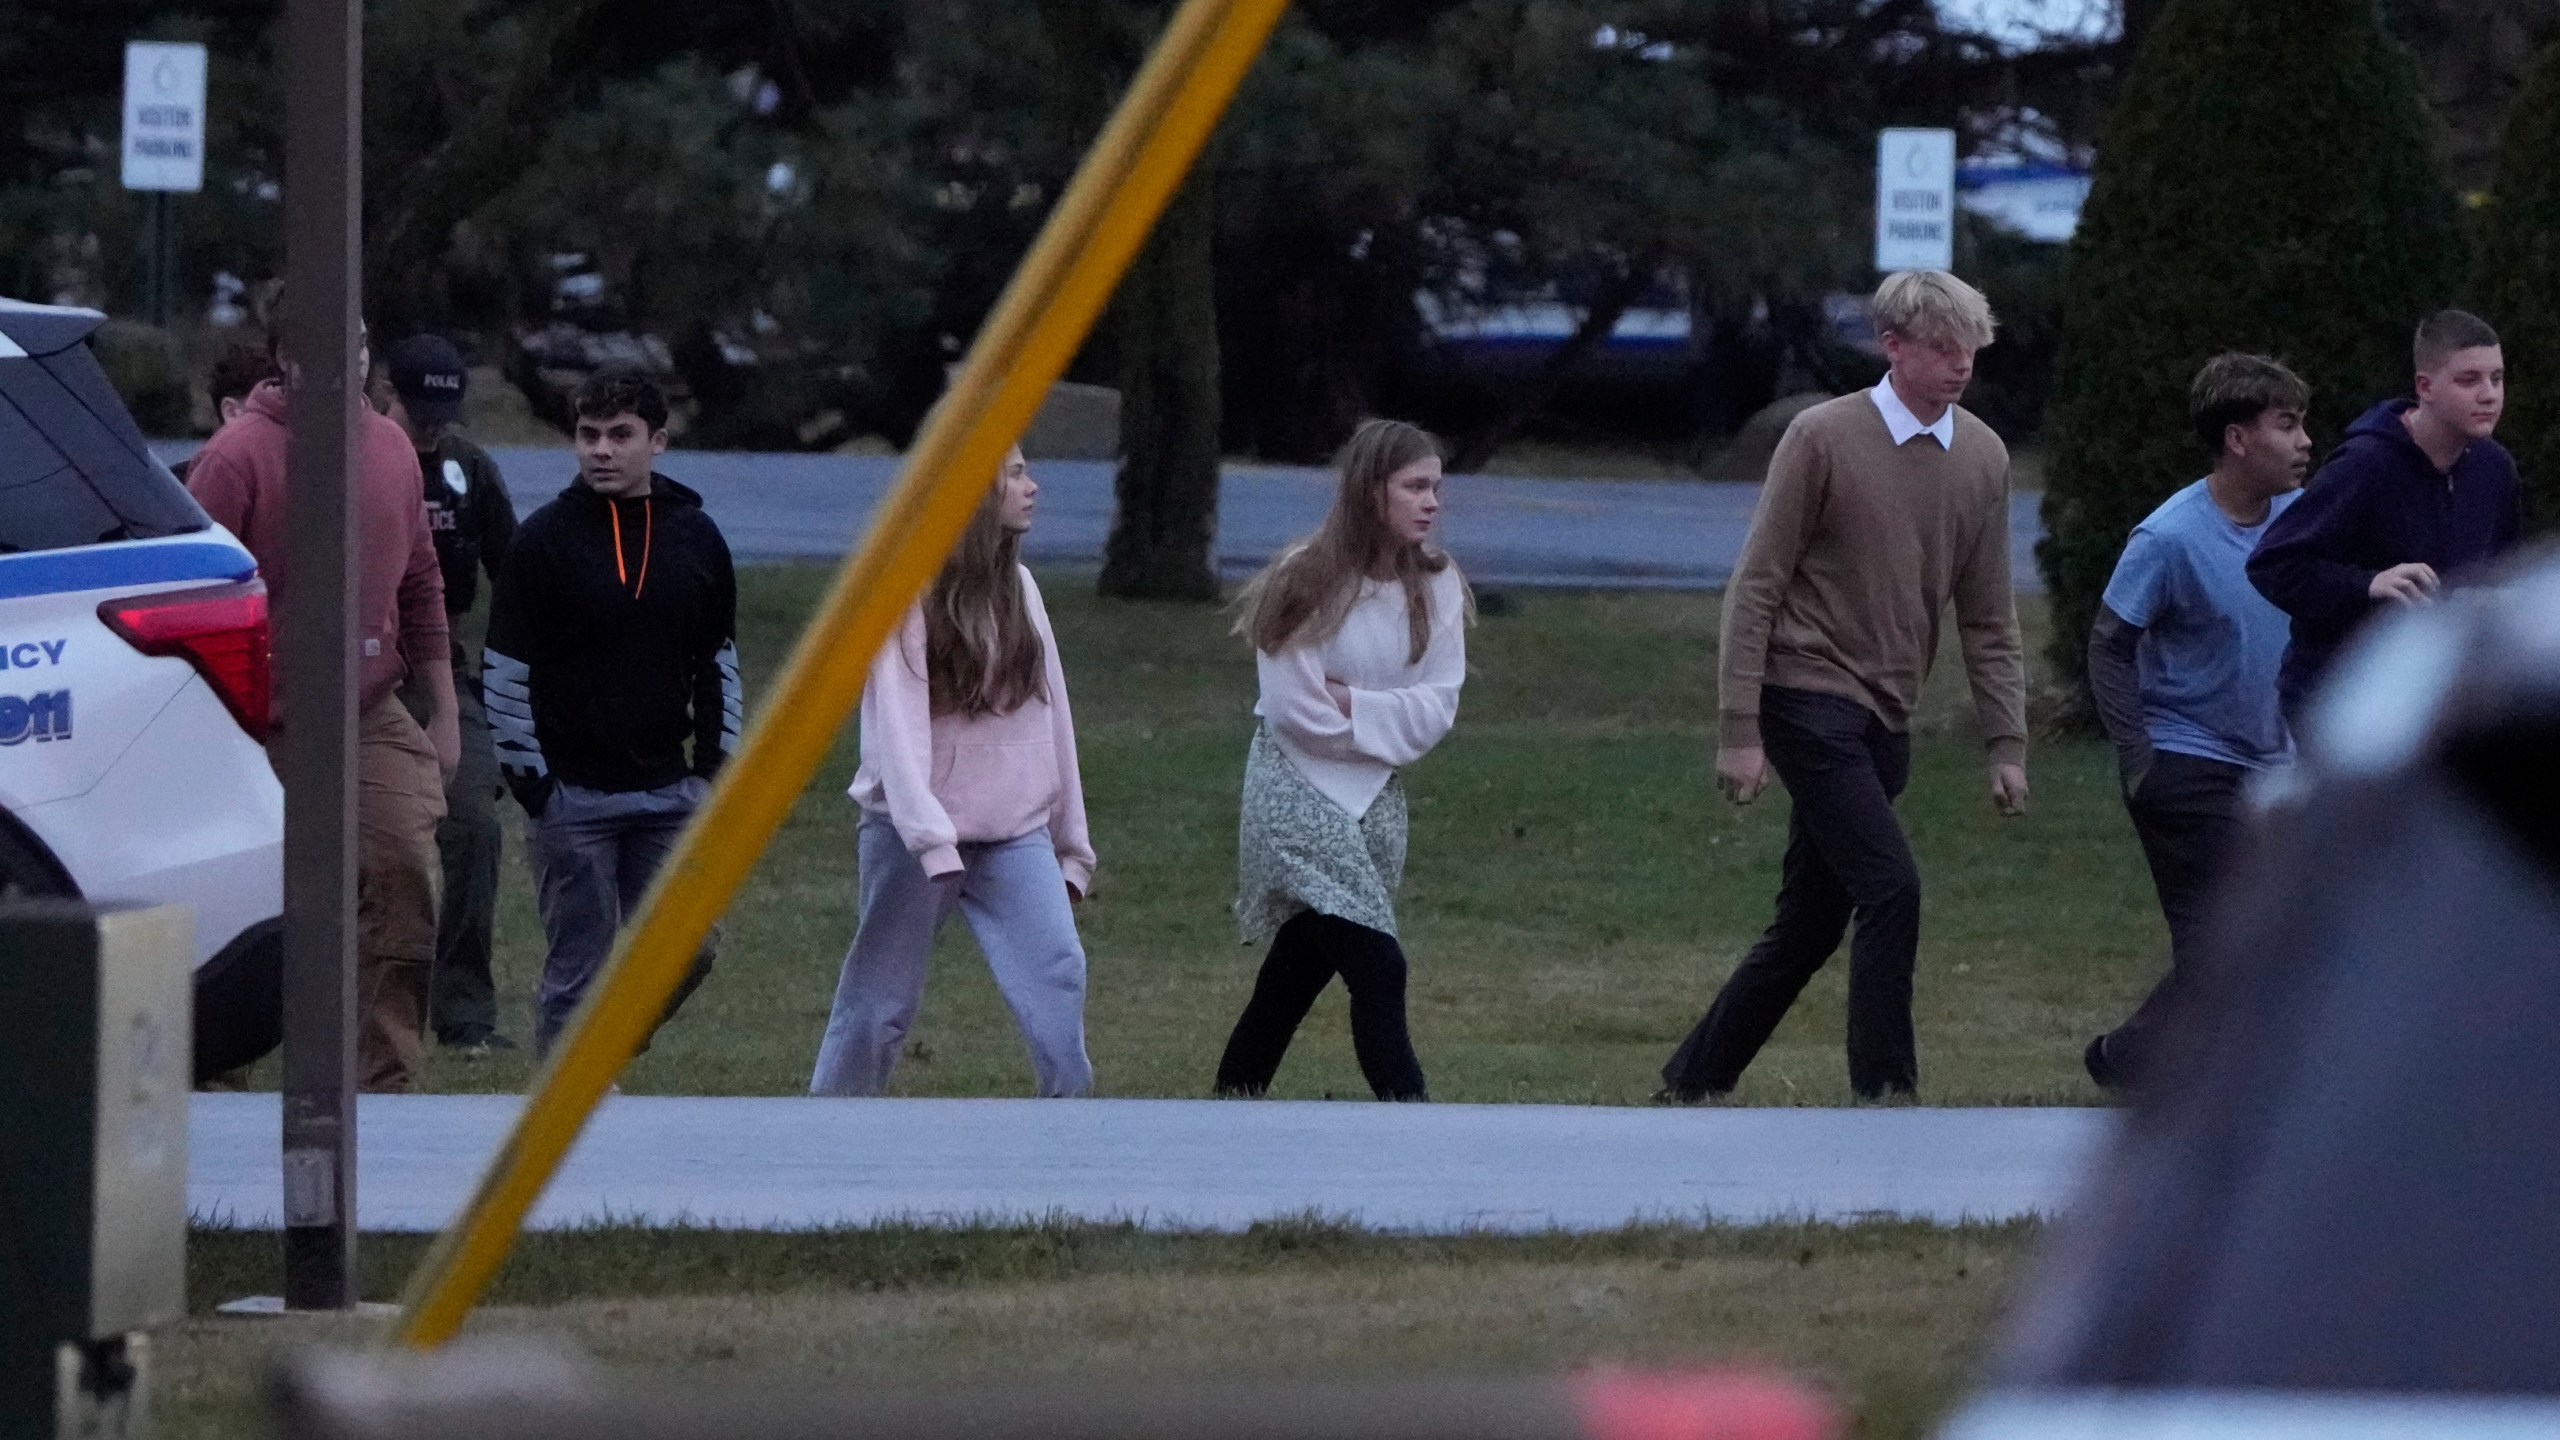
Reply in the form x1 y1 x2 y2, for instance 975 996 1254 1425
1215 911 1427 1101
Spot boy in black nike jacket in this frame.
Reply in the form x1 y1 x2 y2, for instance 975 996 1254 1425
484 369 742 1053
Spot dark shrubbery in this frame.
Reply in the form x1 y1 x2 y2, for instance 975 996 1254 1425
2475 39 2560 533
2036 0 2466 692
89 320 192 438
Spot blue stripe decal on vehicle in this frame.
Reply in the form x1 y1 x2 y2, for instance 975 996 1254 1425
0 539 255 601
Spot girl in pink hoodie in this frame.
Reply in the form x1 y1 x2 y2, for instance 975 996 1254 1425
809 446 1096 1097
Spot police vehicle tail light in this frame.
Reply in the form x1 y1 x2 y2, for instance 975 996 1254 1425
97 581 271 742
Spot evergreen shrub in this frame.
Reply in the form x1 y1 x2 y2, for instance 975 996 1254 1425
90 319 192 438
2475 39 2560 532
2035 0 2465 693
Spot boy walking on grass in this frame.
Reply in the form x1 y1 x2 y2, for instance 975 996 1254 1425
2083 354 2311 1091
2248 310 2524 721
1660 270 2029 1104
485 369 740 1055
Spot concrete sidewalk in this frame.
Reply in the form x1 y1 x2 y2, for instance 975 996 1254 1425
189 1094 2108 1234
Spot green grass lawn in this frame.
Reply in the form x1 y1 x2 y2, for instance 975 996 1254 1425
377 567 2159 1105
169 1220 2037 1440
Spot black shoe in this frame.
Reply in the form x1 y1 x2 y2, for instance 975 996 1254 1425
438 1028 519 1057
1851 1085 1919 1106
1650 1085 1726 1107
2083 1034 2121 1090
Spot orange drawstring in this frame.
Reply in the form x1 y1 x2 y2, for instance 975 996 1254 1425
607 498 655 598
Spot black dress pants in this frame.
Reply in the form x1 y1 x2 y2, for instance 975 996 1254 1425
1664 686 1921 1099
2091 750 2248 1088
192 923 281 1082
1216 910 1428 1101
431 667 505 1042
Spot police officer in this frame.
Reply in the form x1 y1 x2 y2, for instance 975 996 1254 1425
376 334 520 1053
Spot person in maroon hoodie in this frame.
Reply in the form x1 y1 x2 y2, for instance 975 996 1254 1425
183 337 460 1094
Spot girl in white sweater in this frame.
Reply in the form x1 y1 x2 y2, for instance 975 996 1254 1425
810 446 1097 1097
1215 418 1470 1102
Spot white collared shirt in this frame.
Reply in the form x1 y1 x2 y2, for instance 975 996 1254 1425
1871 378 1957 450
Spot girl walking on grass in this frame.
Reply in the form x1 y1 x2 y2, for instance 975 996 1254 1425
1215 418 1471 1103
810 445 1097 1098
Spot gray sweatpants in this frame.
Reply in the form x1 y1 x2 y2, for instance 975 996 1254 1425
809 813 1092 1098
527 777 717 1053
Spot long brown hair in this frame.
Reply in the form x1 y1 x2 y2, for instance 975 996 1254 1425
1237 418 1465 663
922 469 1047 717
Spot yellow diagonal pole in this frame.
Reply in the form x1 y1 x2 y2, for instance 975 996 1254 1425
392 0 1292 1350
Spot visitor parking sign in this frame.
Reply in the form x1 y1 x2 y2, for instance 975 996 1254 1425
122 42 208 193
1875 128 1956 272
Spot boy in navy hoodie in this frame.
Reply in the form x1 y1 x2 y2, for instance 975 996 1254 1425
2248 310 2524 720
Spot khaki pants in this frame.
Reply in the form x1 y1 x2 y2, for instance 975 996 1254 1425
356 694 446 1092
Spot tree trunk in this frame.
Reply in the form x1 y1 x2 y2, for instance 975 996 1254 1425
1097 165 1224 600
1445 257 1655 475
1037 0 1225 601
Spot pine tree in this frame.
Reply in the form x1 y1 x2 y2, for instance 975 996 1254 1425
2036 0 2466 693
2475 37 2560 532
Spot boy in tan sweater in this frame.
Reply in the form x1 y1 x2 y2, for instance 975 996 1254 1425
1662 271 2028 1102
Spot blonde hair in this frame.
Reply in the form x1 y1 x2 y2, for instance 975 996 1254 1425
1236 418 1469 664
920 466 1046 718
1872 270 1997 350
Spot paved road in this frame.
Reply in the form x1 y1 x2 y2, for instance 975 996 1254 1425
189 1093 2108 1233
154 443 2049 592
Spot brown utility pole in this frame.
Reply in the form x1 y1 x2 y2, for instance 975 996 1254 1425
277 0 363 1311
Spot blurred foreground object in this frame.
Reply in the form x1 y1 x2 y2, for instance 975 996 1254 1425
1946 548 2560 1433
275 1343 1833 1440
0 902 191 1438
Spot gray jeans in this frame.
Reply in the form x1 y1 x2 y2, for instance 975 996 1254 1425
527 777 717 1054
809 813 1092 1098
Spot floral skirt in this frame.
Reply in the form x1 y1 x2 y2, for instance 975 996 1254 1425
1234 724 1407 945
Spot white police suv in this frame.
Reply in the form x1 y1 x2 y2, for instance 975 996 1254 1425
1 297 282 1080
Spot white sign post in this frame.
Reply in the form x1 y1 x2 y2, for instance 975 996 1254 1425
122 41 208 328
1875 127 1957 272
122 42 208 193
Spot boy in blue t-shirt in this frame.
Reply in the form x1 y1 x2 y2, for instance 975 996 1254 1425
2083 353 2311 1090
